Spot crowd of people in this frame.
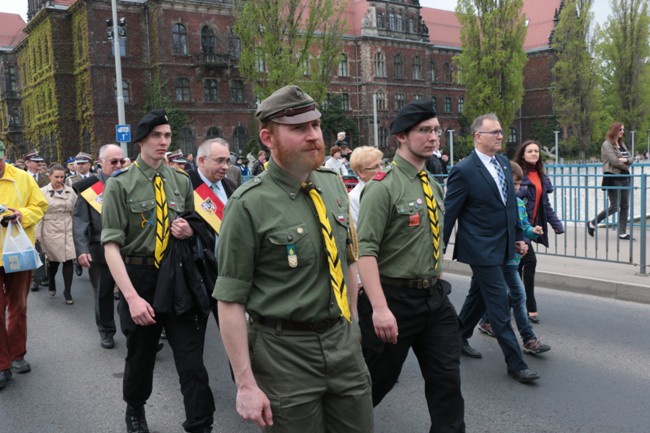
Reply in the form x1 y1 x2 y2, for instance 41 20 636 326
0 85 635 433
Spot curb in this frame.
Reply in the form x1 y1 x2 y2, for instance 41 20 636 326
443 259 650 305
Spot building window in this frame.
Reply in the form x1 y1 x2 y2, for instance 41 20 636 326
388 13 395 30
377 13 384 28
201 26 216 56
413 56 421 80
175 78 190 101
395 93 405 111
444 96 452 113
338 53 348 77
232 126 247 153
408 17 414 33
413 94 423 101
115 80 130 103
376 90 386 111
301 56 310 76
508 127 518 144
206 127 222 139
7 66 17 93
456 67 463 84
396 13 403 32
255 49 266 73
10 107 21 126
375 52 386 77
204 79 218 102
430 61 437 83
444 62 451 82
177 127 195 155
341 93 350 111
432 96 437 111
458 97 464 113
230 80 244 102
394 54 404 78
172 24 188 55
379 126 389 149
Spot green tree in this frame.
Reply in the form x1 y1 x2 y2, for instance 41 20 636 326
596 0 650 133
143 76 187 150
551 0 598 160
233 0 347 103
455 0 527 148
320 94 359 148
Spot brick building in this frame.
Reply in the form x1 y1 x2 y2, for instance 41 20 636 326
0 0 561 162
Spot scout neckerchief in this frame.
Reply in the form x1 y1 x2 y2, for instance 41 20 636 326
79 178 104 214
301 181 351 322
135 160 170 268
193 182 225 235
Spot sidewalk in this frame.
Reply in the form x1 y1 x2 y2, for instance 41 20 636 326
443 249 650 305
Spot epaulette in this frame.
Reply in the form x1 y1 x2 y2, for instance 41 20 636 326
111 167 130 177
372 166 391 181
173 167 189 177
316 166 337 174
232 174 263 198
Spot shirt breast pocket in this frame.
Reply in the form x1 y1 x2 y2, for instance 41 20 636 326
395 200 424 228
266 223 316 269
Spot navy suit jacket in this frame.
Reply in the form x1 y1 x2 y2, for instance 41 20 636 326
443 150 522 266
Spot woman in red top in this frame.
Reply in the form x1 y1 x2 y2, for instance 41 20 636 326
514 140 564 323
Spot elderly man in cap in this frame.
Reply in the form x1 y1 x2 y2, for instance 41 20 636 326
0 140 48 389
167 149 188 171
356 99 465 433
214 85 373 432
66 152 93 186
101 110 215 433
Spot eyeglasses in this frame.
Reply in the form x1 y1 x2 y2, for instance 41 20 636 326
207 157 231 166
415 127 441 136
107 158 127 166
477 130 504 136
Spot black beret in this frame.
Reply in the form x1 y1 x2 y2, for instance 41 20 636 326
390 99 437 135
256 85 321 124
132 109 170 143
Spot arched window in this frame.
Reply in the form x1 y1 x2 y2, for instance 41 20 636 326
172 24 188 55
413 56 421 80
375 52 386 77
430 61 437 82
338 53 348 77
232 126 247 153
201 26 216 56
175 78 190 102
379 126 389 149
394 54 404 78
177 127 195 155
206 127 222 139
444 62 451 82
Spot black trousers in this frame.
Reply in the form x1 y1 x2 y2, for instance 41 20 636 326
119 264 215 432
518 247 537 314
88 263 116 338
358 281 465 433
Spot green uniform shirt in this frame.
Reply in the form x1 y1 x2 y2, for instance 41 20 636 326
357 153 445 279
101 155 193 256
213 159 352 322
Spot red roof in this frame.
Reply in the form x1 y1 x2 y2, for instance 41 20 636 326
421 8 462 49
0 13 27 49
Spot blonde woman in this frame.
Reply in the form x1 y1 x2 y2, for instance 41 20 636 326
349 146 384 225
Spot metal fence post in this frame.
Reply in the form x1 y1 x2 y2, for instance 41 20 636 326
639 174 647 275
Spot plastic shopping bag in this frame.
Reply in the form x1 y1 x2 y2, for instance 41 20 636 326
2 221 42 273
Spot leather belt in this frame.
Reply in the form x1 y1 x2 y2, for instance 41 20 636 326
380 276 438 289
254 316 341 333
123 256 156 266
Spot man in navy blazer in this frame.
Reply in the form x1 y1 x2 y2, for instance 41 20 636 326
443 113 540 383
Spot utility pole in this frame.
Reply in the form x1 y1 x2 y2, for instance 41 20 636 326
109 0 128 155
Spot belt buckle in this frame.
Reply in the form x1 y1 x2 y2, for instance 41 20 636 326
421 277 433 289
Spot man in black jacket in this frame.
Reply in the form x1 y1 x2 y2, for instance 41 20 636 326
72 144 125 349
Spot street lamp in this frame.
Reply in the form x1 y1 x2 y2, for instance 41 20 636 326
110 0 127 155
646 130 649 159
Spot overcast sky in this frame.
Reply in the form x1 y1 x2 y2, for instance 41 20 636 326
0 0 612 29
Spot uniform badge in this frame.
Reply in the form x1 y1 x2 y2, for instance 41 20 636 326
297 227 304 234
201 198 216 213
96 193 104 203
337 215 346 222
409 213 420 227
286 244 298 268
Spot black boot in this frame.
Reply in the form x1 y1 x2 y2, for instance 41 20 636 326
125 406 149 433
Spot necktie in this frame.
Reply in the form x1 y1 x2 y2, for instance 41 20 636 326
153 173 170 268
490 157 508 204
302 182 351 321
417 171 441 270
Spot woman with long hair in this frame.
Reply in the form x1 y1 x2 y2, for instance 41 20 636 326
587 122 633 239
514 140 564 324
38 164 78 304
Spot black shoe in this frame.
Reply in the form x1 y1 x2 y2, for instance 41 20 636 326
509 369 540 383
618 233 634 240
125 406 149 433
528 314 540 324
0 368 12 389
101 336 115 349
190 428 213 433
11 358 31 374
461 342 482 359
587 221 595 237
30 284 39 292
74 263 83 276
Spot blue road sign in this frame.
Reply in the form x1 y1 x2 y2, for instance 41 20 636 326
116 124 131 143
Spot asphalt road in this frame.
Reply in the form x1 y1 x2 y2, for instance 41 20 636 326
1 271 649 433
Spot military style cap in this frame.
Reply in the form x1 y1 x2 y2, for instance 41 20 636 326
133 109 170 143
390 99 437 134
75 152 93 163
23 150 44 162
167 149 187 164
0 140 5 159
256 85 321 125
65 156 76 164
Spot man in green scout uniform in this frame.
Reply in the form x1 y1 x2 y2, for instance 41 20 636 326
72 144 126 349
213 85 373 432
356 100 465 433
101 110 215 433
